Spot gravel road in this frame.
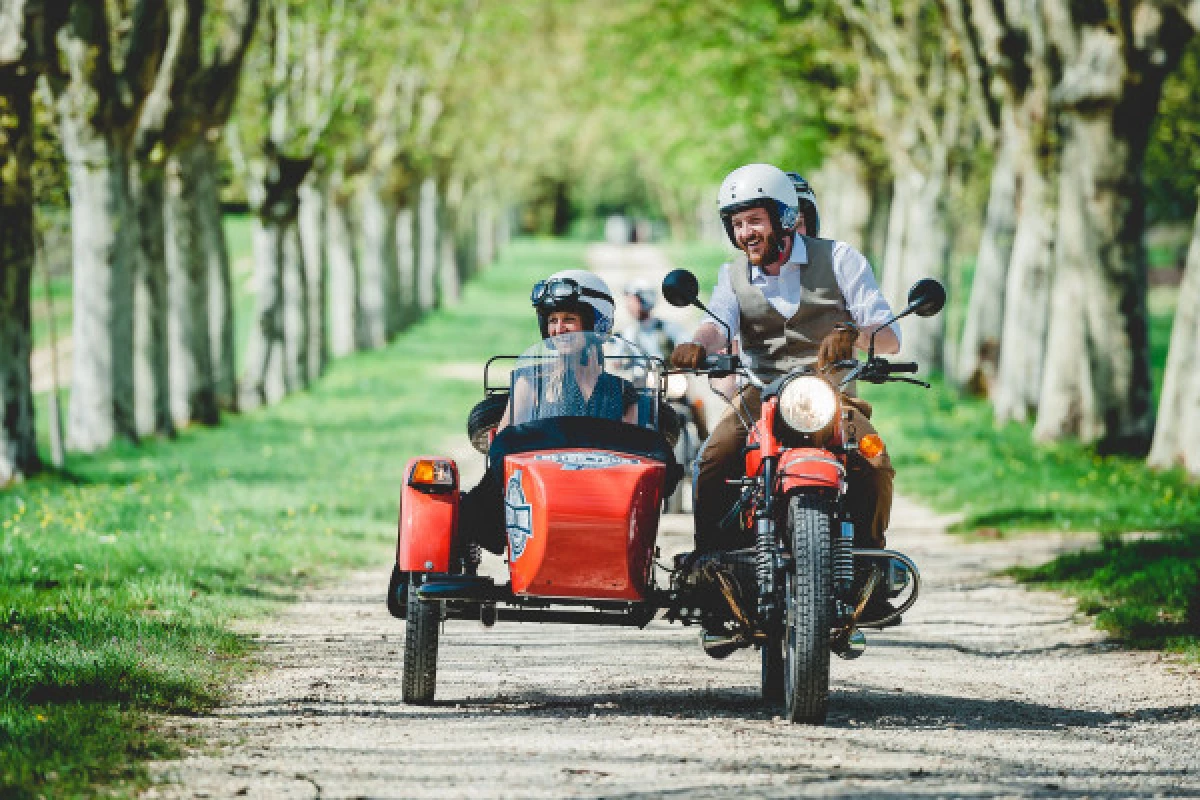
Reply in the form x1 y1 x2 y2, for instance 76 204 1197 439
144 245 1199 798
145 495 1199 799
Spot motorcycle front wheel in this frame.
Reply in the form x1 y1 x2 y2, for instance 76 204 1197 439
783 493 834 723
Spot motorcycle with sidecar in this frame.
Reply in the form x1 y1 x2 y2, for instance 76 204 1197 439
386 272 946 723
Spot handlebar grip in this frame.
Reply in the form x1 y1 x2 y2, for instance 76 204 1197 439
889 362 919 374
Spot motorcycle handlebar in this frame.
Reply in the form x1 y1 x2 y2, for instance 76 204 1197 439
888 362 919 374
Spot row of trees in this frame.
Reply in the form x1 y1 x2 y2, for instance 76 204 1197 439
2 0 1198 483
567 0 1200 476
0 0 548 484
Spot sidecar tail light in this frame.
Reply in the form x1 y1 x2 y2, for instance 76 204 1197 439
409 459 457 492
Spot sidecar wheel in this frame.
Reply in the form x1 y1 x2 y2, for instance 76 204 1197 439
783 494 834 724
402 582 441 704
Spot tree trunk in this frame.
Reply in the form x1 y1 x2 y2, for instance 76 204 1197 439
164 141 219 428
193 138 238 412
327 178 361 358
417 177 439 311
438 183 461 307
475 205 495 270
356 177 395 347
863 171 892 267
281 220 309 392
298 174 328 382
59 122 138 452
130 162 174 438
1147 200 1200 475
895 165 951 371
0 67 40 483
813 150 871 250
1033 115 1155 453
243 218 288 407
880 168 915 309
394 205 416 329
955 120 1018 394
992 123 1055 425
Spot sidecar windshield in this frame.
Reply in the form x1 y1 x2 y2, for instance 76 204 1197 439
508 333 662 429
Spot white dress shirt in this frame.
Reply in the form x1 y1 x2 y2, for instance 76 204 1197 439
704 237 900 346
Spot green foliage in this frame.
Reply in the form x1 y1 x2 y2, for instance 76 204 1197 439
1146 40 1200 225
0 235 566 797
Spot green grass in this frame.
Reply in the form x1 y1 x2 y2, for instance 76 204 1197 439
1 238 572 798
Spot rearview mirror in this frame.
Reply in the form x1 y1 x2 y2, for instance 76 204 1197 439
661 269 700 308
906 279 946 318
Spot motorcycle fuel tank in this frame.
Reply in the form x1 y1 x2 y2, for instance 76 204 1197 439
503 449 665 601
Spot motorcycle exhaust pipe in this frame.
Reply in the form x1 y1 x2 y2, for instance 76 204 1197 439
834 628 867 660
701 632 748 660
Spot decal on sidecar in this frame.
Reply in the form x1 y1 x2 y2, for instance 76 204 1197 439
533 452 639 470
504 470 533 558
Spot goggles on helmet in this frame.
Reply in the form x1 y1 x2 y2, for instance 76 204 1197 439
530 277 613 310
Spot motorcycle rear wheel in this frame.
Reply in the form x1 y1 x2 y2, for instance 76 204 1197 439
783 493 833 724
402 583 441 704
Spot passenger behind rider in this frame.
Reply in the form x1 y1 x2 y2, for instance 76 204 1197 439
670 163 900 584
457 270 638 556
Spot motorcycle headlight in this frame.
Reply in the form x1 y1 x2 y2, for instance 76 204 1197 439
666 373 689 400
777 375 838 434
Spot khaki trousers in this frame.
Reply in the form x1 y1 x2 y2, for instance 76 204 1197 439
692 387 894 552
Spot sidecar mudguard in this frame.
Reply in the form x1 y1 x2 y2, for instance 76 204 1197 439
396 456 460 573
777 448 845 494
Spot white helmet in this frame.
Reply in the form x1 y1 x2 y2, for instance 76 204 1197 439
531 269 615 337
717 163 800 245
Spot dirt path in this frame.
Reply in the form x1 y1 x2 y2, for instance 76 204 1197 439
144 246 1198 797
144 498 1199 799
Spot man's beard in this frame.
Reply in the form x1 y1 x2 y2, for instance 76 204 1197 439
741 230 785 266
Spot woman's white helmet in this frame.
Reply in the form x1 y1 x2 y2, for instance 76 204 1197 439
786 172 820 237
717 163 800 246
532 269 615 337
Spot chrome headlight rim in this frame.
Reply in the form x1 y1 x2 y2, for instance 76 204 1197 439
776 374 839 436
665 373 690 401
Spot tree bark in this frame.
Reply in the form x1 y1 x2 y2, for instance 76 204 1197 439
193 138 238 411
417 177 439 311
327 175 361 358
1032 3 1191 454
394 205 417 329
281 220 309 392
356 176 396 348
0 65 40 483
475 205 495 271
164 140 218 427
1147 199 1200 475
955 120 1018 394
895 164 952 371
437 179 461 307
992 121 1055 424
813 149 871 250
244 217 288 407
130 161 174 437
59 124 139 451
298 173 328 382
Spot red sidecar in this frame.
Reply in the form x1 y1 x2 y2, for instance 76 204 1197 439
388 333 683 703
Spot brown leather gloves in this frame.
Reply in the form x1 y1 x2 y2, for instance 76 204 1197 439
817 323 860 370
670 342 707 369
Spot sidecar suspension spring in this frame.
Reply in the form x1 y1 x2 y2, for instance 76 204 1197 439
834 520 855 592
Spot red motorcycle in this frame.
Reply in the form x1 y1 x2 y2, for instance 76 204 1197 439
387 273 945 723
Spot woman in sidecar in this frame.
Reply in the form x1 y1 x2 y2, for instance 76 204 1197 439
454 269 680 558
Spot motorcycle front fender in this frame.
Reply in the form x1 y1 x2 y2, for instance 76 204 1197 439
396 456 460 573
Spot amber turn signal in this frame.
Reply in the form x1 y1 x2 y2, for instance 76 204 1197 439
858 434 886 460
410 459 456 490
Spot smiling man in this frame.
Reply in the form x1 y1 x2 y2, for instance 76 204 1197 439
671 163 901 611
